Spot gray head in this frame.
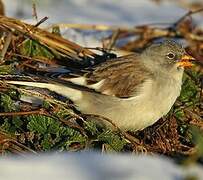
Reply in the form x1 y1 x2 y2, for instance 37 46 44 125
141 40 194 72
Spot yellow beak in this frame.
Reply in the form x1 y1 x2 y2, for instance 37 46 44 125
176 54 195 68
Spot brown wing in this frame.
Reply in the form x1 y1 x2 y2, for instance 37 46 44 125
9 53 152 98
85 54 152 98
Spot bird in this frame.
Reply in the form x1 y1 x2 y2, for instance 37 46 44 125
5 40 195 131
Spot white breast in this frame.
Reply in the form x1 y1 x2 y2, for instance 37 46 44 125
76 71 183 131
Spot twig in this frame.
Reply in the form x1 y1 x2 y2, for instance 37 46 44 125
104 29 120 52
0 32 12 63
47 23 134 32
32 0 38 22
173 8 203 28
0 131 37 154
12 53 57 65
34 16 49 27
0 109 45 117
0 16 96 59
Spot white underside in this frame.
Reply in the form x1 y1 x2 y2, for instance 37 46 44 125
75 75 182 130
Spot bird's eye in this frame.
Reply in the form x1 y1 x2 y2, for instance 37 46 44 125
166 52 175 60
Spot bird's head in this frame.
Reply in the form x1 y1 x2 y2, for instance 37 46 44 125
142 40 195 73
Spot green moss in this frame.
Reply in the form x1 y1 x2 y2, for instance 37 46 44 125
12 116 23 129
179 74 199 103
0 65 14 74
27 114 86 151
42 101 51 109
52 26 61 36
191 126 203 157
27 115 57 134
0 119 11 131
175 109 185 120
98 130 127 151
84 121 99 136
54 108 74 119
20 39 54 59
41 134 54 150
0 94 18 112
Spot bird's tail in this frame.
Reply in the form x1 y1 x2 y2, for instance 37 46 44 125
6 81 82 101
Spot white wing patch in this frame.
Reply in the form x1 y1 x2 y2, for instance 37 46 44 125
68 77 86 86
69 77 105 91
88 79 105 90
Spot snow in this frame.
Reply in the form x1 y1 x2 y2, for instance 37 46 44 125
3 0 202 48
4 0 188 25
0 152 203 180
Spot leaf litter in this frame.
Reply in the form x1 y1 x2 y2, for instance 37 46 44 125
0 1 202 166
